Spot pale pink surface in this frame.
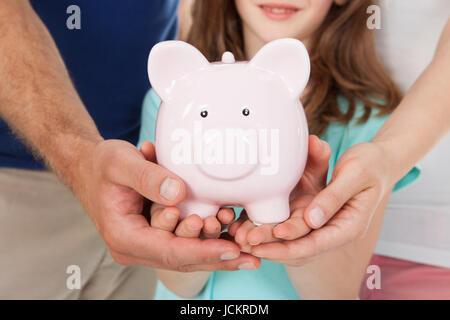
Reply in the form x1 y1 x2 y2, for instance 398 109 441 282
360 254 450 300
148 39 310 224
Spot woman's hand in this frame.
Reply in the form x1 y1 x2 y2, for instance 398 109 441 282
250 141 390 263
228 135 331 265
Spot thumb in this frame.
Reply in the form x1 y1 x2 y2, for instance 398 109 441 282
290 136 331 201
304 135 331 186
108 142 186 206
303 163 366 229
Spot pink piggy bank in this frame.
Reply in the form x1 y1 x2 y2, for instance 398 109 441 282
148 38 310 225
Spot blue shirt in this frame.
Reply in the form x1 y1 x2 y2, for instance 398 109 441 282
138 89 420 300
0 0 179 169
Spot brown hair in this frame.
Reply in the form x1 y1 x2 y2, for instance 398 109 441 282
185 0 401 136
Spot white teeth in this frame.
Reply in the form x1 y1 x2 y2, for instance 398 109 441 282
262 6 296 14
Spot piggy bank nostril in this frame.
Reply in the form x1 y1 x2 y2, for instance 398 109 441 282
200 110 208 118
242 108 250 116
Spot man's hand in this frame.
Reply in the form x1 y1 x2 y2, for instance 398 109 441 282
0 1 258 273
73 139 256 272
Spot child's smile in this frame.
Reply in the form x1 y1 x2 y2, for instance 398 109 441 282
258 2 301 21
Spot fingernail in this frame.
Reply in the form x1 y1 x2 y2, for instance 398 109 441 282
221 251 239 260
309 207 325 228
165 211 177 221
187 221 201 231
318 139 328 152
238 263 255 270
319 139 325 148
160 178 180 201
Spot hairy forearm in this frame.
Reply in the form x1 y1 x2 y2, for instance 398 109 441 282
156 269 211 298
0 1 102 188
373 20 450 185
286 194 390 299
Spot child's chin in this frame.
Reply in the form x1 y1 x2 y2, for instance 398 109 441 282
256 29 302 44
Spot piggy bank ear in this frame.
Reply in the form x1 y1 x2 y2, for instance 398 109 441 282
148 41 209 101
249 38 310 98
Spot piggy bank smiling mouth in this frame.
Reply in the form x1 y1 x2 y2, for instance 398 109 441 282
197 159 258 181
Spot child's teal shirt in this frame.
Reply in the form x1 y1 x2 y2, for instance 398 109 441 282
138 89 420 300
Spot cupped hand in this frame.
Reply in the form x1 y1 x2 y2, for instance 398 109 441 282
228 135 331 266
149 188 260 270
251 141 390 262
73 139 257 272
150 202 236 239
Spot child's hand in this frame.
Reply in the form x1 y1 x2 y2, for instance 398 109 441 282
228 209 279 254
150 202 235 239
229 135 331 265
139 141 235 239
228 200 315 256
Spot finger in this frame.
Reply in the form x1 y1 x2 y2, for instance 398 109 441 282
110 250 262 271
179 253 262 272
175 214 203 238
150 201 164 215
150 204 180 232
251 227 340 260
227 210 248 237
217 208 235 226
273 208 311 240
252 207 367 260
201 216 222 239
107 143 186 206
107 213 244 267
289 194 315 211
247 224 277 246
139 141 157 162
290 136 331 201
234 220 255 248
303 160 367 229
305 135 331 184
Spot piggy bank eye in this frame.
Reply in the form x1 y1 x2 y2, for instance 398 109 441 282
200 110 208 118
242 108 250 116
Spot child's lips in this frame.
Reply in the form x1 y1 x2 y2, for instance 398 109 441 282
259 3 300 21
